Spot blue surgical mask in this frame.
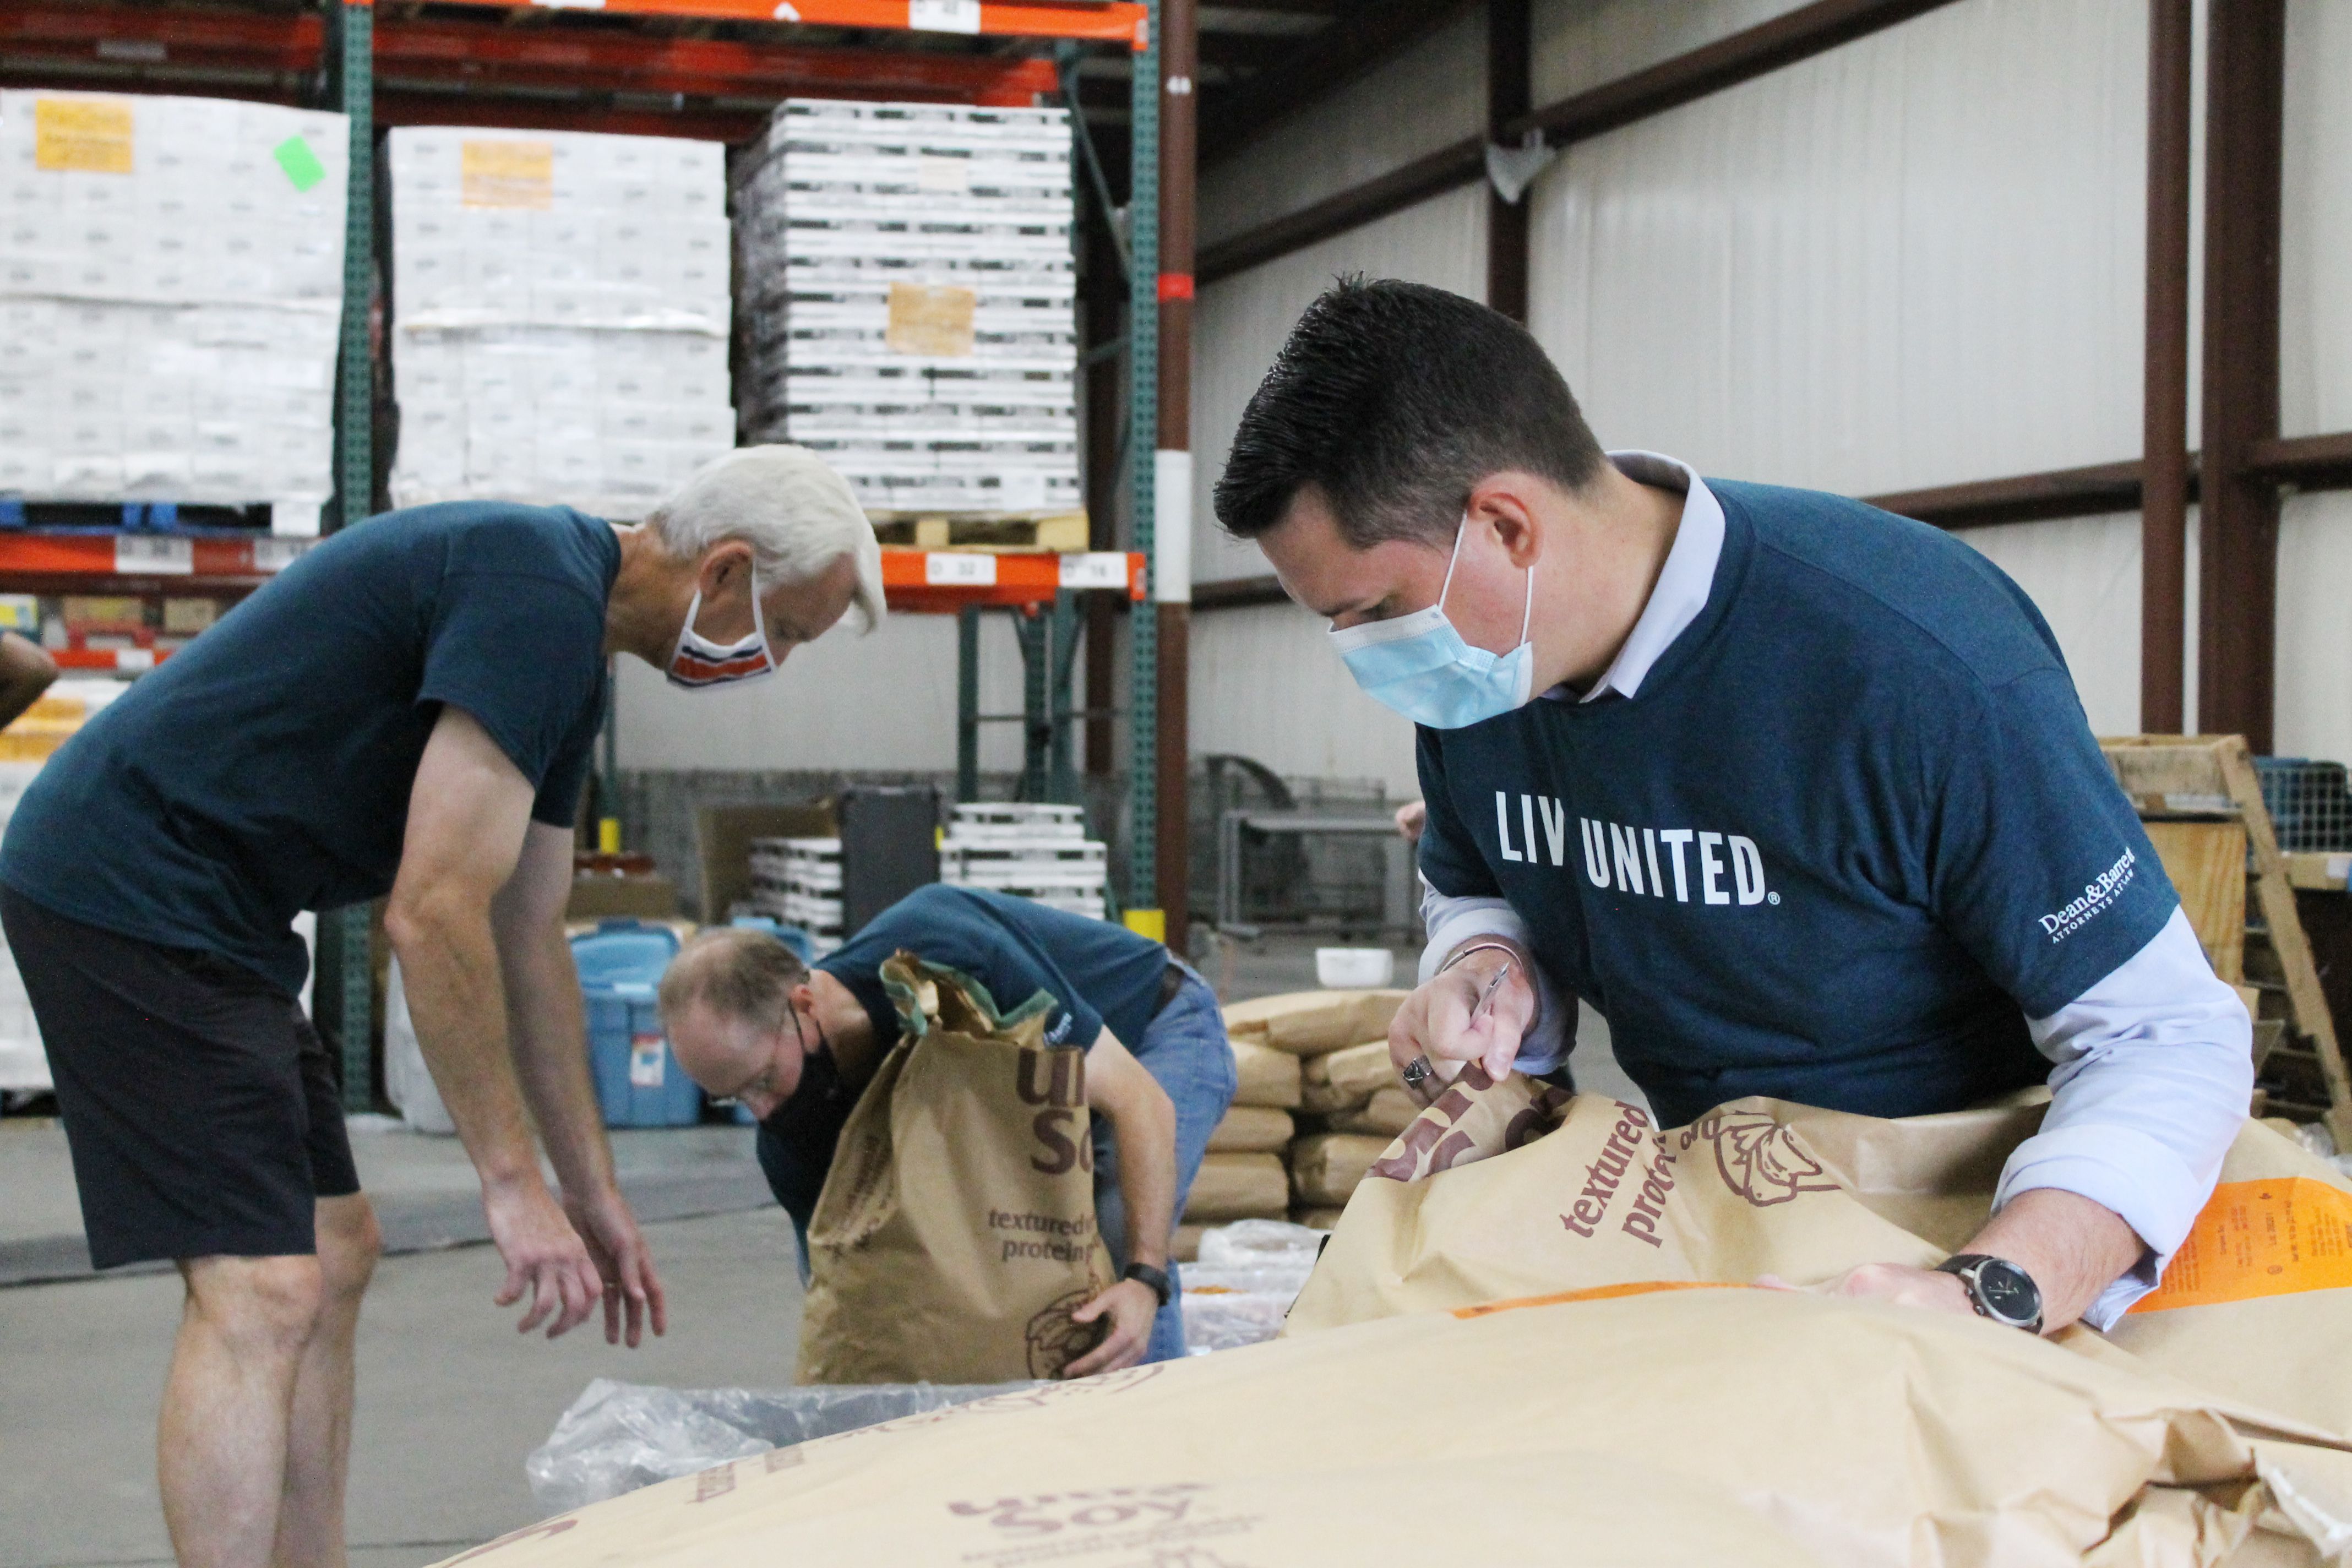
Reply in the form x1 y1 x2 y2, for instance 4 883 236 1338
1328 515 1535 728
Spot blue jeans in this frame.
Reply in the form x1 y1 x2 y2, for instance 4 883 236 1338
1091 964 1238 1363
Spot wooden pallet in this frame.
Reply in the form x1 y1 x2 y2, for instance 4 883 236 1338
2103 734 2352 1144
867 511 1090 552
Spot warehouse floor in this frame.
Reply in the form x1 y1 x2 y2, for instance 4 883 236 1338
1 936 1640 1567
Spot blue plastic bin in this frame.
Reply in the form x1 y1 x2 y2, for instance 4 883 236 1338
728 914 816 962
573 918 698 1128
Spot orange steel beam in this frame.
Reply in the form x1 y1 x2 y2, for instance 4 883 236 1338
374 19 1059 105
0 4 321 73
427 0 1147 48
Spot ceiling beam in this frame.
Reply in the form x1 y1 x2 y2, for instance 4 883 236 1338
1199 0 1472 166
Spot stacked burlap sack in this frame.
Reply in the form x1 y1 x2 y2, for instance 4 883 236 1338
1174 990 1411 1259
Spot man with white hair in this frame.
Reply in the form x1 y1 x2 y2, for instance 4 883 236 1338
0 445 880 1568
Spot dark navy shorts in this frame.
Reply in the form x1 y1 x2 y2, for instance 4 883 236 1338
1 886 360 1268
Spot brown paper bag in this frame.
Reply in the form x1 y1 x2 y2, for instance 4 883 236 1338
1326 1086 1418 1136
1169 1222 1206 1262
458 1284 2352 1568
1182 1152 1288 1221
1221 989 1408 1056
1204 1104 1294 1153
1303 1039 1399 1103
1292 1205 1346 1229
1230 1038 1302 1108
795 952 1112 1385
1291 1070 2352 1440
1287 1132 1396 1206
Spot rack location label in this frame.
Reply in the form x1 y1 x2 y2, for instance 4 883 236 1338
925 553 999 587
114 537 193 575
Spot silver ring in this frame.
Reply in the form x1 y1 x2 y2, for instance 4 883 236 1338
1401 1055 1433 1087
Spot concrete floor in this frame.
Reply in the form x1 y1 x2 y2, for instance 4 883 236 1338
0 933 1641 1567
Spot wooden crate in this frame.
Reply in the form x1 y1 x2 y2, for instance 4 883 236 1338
868 511 1090 552
2103 734 2352 1144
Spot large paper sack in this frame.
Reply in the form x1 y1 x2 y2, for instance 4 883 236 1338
1289 1068 2352 1438
444 1287 2352 1568
796 952 1112 1384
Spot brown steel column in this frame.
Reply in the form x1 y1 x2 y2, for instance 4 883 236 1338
1486 0 1532 320
1156 0 1196 935
2198 0 2285 752
2141 0 2191 733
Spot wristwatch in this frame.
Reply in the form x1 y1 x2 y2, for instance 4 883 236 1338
1123 1262 1173 1309
1934 1254 2044 1333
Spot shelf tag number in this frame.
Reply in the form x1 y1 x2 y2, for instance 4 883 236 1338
114 536 193 575
1058 553 1129 590
924 553 997 587
909 0 982 33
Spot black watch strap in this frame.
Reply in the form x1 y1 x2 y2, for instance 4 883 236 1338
1123 1261 1173 1309
1934 1253 2044 1333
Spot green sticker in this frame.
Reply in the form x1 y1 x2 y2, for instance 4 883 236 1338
273 134 326 193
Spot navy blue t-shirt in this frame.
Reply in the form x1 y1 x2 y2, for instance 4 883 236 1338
816 884 1169 1053
1417 480 2177 1128
1 502 618 997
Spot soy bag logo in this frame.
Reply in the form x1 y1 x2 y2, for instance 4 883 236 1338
2039 846 2138 945
1490 792 1777 907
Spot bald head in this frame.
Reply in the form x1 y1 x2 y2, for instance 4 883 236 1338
659 928 811 1114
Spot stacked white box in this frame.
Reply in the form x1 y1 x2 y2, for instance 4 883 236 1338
735 100 1079 517
0 92 346 526
941 803 1107 919
748 836 845 957
386 128 733 520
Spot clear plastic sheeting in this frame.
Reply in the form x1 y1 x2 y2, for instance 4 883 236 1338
1180 1219 1327 1355
525 1378 1042 1512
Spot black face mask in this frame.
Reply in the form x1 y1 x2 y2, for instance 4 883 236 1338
758 1011 849 1155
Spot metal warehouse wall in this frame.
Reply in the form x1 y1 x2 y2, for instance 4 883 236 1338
1527 0 2153 728
2277 0 2352 767
1188 184 1488 798
614 607 1033 773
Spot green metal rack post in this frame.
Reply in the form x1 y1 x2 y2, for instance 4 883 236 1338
320 0 376 1112
1125 0 1160 917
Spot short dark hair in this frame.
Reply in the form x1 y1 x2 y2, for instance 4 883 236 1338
1212 277 1608 549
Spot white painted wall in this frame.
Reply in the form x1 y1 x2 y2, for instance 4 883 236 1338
1189 602 1422 796
1531 0 1814 105
1197 9 1485 250
2275 0 2352 766
1527 0 2147 496
614 608 1029 774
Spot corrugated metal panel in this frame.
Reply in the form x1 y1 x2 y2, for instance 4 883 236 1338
1184 184 1486 790
614 611 1028 774
2274 1 2352 765
1197 9 1484 250
1527 0 2146 498
2284 0 2352 438
1188 602 1422 797
1531 0 1815 106
1191 183 1488 587
1951 514 2143 737
2276 494 2352 766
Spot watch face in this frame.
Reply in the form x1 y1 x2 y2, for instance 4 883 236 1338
1974 1259 2040 1324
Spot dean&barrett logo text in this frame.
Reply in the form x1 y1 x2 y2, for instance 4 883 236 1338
2039 847 2137 945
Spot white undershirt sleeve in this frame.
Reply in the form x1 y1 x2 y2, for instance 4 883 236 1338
1417 880 1574 1076
1995 907 2253 1329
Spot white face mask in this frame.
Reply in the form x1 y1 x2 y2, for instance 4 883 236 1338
1326 514 1536 729
666 586 778 691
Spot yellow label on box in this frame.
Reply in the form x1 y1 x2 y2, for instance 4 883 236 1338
885 282 977 358
461 139 554 210
2127 1177 2352 1313
35 99 134 174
